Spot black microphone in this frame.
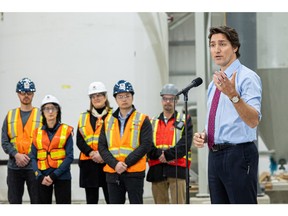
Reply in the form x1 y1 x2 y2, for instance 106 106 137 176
176 77 203 96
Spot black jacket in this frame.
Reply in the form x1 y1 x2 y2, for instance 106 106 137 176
98 106 152 183
76 111 108 188
146 111 193 182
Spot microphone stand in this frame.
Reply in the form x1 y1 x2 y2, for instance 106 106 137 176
175 78 202 204
173 99 178 204
183 90 190 204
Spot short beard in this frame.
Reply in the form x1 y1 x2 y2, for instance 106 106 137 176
20 98 32 106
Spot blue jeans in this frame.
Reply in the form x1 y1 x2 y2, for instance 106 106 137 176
208 142 259 204
7 168 38 204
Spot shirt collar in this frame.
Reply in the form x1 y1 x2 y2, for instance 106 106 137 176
224 59 241 78
118 107 133 120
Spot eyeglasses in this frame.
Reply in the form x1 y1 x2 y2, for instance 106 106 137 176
18 92 33 96
116 94 132 100
42 107 58 113
90 93 105 99
162 97 176 102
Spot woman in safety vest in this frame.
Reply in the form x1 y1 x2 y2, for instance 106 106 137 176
31 94 74 204
76 81 112 204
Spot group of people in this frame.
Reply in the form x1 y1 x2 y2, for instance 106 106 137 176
1 25 262 205
1 77 190 204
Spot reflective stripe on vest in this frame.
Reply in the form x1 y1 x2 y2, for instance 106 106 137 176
7 108 42 154
78 111 108 160
103 111 146 173
33 124 73 170
149 113 191 168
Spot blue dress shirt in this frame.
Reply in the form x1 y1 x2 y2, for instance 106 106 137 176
118 108 133 137
205 59 262 144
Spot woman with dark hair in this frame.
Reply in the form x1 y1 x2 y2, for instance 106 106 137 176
31 94 74 204
76 82 112 204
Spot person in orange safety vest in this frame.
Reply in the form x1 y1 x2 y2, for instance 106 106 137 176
98 80 152 204
76 81 112 204
31 94 74 204
146 83 193 204
1 77 42 204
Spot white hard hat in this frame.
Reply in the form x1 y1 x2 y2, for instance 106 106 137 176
41 94 60 106
88 82 107 95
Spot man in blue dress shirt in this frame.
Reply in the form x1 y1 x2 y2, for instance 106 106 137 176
193 26 262 204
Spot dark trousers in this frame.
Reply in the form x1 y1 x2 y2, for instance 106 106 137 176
7 168 38 204
208 142 259 204
37 179 71 204
107 176 144 204
85 186 110 204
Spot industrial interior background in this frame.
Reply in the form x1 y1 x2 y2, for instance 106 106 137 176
0 12 288 204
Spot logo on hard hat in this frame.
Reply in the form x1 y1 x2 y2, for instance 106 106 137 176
119 83 126 90
23 81 30 90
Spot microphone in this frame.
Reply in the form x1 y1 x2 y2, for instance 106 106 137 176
176 77 203 96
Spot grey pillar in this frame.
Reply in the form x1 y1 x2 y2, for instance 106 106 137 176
195 12 209 197
226 13 257 71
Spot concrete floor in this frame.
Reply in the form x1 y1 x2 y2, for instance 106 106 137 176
73 194 270 204
0 194 271 204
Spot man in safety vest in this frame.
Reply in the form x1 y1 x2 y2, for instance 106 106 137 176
1 77 42 204
98 80 152 204
146 83 193 204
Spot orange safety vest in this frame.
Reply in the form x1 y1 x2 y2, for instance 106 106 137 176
103 111 147 173
78 111 112 160
7 107 42 154
33 124 73 170
148 113 191 168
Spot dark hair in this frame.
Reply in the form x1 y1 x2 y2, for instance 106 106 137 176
208 26 241 58
41 103 61 126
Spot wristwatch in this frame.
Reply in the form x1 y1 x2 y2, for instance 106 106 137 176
230 95 240 104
